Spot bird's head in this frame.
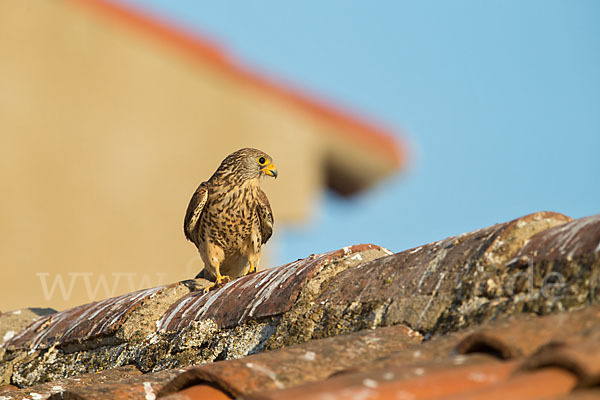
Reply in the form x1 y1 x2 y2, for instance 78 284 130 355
217 148 278 182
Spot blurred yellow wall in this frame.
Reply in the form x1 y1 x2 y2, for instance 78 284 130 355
0 0 404 311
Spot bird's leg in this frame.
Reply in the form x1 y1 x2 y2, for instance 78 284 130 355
248 260 257 274
213 263 231 286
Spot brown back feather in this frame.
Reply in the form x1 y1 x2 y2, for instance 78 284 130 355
183 182 208 244
256 189 274 244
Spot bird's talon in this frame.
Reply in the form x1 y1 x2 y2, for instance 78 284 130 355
202 283 215 294
216 275 231 285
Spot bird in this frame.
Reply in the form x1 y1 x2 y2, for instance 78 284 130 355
183 148 277 290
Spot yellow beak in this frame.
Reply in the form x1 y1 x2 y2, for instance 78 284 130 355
262 162 278 178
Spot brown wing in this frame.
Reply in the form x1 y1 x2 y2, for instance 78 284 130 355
256 189 274 245
184 182 208 244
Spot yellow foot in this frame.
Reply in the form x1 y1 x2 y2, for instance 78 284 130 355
201 275 231 294
248 261 257 274
202 281 216 294
216 274 231 285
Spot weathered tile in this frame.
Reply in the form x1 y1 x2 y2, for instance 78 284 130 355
46 368 181 400
4 284 189 351
0 365 141 400
457 305 600 359
157 244 390 331
519 340 600 388
442 368 578 400
248 359 520 400
270 212 579 339
159 385 232 400
0 309 56 347
5 212 600 392
510 214 600 264
157 324 421 398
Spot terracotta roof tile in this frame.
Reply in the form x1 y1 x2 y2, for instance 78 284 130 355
0 367 187 400
159 384 232 400
442 367 578 400
157 324 421 398
519 340 600 388
456 305 600 359
1 244 393 387
1 212 599 398
157 244 387 332
157 306 600 399
353 305 593 373
303 211 572 337
560 389 600 400
246 352 594 400
0 309 596 400
45 368 180 400
240 305 600 400
0 365 141 400
4 283 189 351
509 214 600 265
248 359 520 400
0 308 56 348
347 329 472 374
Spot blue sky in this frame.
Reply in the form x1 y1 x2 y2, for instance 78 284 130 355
120 0 600 263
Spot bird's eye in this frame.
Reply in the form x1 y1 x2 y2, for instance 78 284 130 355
258 156 267 165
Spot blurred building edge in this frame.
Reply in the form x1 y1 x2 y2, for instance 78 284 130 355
0 0 407 310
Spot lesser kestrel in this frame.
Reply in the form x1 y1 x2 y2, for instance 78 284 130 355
184 148 277 289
